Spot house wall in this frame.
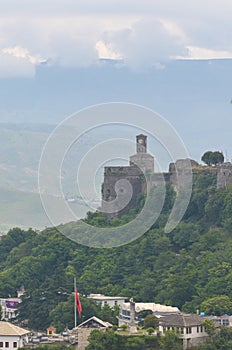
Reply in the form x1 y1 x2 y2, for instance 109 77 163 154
0 335 28 350
97 299 125 309
159 325 208 349
88 295 126 309
0 299 19 321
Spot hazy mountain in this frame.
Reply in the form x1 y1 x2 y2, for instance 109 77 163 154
0 58 232 230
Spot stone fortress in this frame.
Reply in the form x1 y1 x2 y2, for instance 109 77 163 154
101 134 232 219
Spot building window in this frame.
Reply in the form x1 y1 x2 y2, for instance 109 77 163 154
0 342 3 347
13 342 17 348
200 325 203 332
197 326 199 333
223 320 229 326
181 328 184 334
186 327 192 334
5 342 9 348
114 300 118 306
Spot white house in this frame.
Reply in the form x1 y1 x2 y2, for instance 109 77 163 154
0 299 21 321
88 294 126 309
159 313 208 349
0 321 30 350
118 302 180 327
206 314 232 327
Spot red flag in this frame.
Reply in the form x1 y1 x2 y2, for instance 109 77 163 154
76 290 82 316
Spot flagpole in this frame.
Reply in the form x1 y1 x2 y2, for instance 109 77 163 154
74 277 77 328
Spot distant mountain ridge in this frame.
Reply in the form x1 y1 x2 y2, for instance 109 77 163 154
1 58 232 229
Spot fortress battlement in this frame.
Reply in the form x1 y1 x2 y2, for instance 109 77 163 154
101 135 232 219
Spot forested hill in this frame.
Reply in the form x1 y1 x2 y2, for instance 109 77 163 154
1 170 232 330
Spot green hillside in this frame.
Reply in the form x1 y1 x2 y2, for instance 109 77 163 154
0 123 95 230
0 171 232 333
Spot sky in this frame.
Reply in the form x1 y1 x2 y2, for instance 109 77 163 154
1 0 232 230
0 0 232 161
1 0 232 76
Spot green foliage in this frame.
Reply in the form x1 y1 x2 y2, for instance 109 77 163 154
49 295 118 332
86 330 159 350
201 151 224 166
1 175 232 330
123 336 146 350
195 327 232 349
159 331 182 350
98 304 119 325
144 314 159 329
146 327 155 335
86 329 123 350
202 319 216 336
201 295 232 316
121 324 128 331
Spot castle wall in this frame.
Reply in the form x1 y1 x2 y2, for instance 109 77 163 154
129 153 154 174
100 135 232 220
169 159 198 189
217 162 232 189
102 166 145 219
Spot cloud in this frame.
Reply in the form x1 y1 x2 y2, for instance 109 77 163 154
0 0 232 76
2 46 46 64
0 45 47 78
0 52 35 78
101 19 188 69
185 46 232 60
95 41 122 60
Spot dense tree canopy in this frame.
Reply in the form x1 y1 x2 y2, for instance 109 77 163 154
201 151 224 166
1 171 232 333
144 314 159 329
200 295 232 316
86 329 159 350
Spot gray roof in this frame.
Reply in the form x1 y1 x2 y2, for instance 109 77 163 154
159 314 204 327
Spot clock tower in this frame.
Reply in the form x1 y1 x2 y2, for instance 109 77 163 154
130 134 154 174
136 134 147 153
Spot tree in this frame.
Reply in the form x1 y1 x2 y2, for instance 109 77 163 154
147 327 155 335
200 295 232 315
144 314 159 329
120 324 128 331
49 295 102 332
203 319 216 337
201 151 213 166
98 303 119 325
86 329 123 350
201 151 224 166
124 336 146 349
211 152 224 166
159 330 182 350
